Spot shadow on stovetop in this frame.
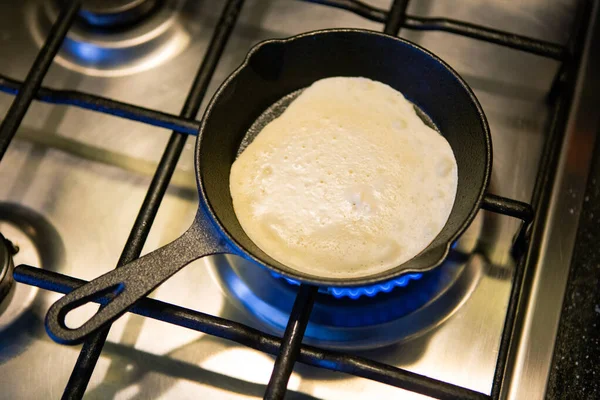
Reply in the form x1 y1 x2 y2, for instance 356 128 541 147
15 313 322 399
53 300 325 399
86 337 322 400
50 298 429 399
0 307 43 361
219 300 431 384
288 335 431 385
76 302 430 400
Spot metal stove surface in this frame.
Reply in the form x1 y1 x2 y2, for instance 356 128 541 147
0 0 577 399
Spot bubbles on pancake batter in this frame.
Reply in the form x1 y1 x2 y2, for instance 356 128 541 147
230 77 457 279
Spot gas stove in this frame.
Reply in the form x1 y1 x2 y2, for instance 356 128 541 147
0 0 598 399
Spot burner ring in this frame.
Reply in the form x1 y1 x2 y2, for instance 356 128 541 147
28 0 190 77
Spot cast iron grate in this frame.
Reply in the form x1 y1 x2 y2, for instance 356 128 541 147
0 0 592 399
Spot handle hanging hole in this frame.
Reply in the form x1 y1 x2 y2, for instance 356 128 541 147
58 283 124 330
64 302 101 329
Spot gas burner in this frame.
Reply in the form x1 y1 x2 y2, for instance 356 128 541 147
211 213 487 350
0 233 16 317
28 0 189 76
0 222 37 332
0 204 64 332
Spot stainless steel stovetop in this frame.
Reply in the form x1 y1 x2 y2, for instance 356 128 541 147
0 0 597 399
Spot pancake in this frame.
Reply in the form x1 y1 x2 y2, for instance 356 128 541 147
229 77 458 279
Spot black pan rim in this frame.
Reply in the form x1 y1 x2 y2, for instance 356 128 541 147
196 28 492 288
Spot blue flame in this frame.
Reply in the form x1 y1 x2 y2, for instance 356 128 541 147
272 272 423 299
64 40 108 64
328 273 424 299
272 241 458 299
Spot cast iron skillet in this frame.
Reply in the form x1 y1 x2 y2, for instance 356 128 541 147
45 29 491 345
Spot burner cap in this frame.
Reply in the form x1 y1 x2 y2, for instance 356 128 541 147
61 0 162 29
0 233 16 309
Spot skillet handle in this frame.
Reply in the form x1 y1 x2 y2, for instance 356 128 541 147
45 212 230 345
